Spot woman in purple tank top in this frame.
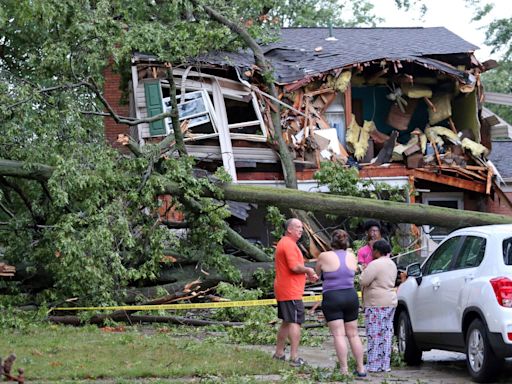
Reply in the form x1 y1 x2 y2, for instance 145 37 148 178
315 230 366 377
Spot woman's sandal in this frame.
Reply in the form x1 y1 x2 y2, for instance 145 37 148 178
353 370 367 378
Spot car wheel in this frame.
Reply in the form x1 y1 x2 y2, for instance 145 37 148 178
397 311 422 365
466 319 504 383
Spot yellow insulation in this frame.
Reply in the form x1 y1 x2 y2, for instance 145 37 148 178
326 71 352 93
462 138 489 157
346 114 375 160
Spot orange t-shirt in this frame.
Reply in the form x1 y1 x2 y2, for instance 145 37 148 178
274 236 306 301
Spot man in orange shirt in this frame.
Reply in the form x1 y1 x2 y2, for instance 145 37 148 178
273 218 318 367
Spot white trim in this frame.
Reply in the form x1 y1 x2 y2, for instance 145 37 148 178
237 176 410 191
212 80 237 181
131 65 144 145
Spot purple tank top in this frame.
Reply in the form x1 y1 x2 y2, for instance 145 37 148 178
322 249 355 292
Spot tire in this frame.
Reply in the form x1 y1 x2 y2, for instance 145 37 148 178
465 319 504 383
397 311 422 365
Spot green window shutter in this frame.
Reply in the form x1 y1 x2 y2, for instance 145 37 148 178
144 81 166 136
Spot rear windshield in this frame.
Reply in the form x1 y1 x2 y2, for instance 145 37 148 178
503 237 512 265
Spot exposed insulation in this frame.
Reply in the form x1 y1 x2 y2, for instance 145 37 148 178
401 83 432 98
428 93 452 125
462 138 489 157
326 71 352 93
427 126 460 144
346 114 375 160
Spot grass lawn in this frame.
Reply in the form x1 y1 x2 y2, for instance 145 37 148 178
1 324 288 382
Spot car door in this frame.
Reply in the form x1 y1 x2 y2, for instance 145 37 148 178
409 236 462 332
435 235 486 335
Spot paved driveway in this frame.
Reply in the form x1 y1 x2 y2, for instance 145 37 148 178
255 341 512 383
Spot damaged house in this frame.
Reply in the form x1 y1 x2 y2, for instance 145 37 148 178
104 26 512 250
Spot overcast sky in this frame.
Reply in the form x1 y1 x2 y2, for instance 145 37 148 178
369 0 511 61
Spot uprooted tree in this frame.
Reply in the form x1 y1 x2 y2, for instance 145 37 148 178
1 0 511 314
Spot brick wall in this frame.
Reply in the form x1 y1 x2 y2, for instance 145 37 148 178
103 63 130 149
486 191 512 216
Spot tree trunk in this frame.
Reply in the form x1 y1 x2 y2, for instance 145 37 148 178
0 159 53 180
47 314 243 327
164 182 512 229
165 66 187 156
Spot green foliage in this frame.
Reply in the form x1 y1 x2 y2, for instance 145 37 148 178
313 163 361 196
266 205 286 240
253 267 275 294
314 162 407 202
481 60 512 124
391 336 406 368
0 0 389 307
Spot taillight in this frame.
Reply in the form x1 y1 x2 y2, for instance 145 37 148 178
508 333 512 341
490 277 512 308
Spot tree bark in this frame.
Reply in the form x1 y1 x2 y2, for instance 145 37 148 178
165 66 187 156
1 159 510 232
0 160 53 180
47 314 243 327
164 182 512 229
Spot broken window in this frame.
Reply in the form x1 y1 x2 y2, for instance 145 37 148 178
163 90 219 140
224 93 267 141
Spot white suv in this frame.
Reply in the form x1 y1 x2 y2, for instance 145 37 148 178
395 224 512 383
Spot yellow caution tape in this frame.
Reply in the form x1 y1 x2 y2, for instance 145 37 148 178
49 291 362 313
49 295 322 313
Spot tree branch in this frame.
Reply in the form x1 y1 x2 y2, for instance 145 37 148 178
84 79 173 126
192 0 297 189
165 64 187 156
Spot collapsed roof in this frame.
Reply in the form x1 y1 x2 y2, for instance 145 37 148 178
188 27 480 84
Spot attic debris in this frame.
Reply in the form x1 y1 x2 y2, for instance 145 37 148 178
132 26 501 198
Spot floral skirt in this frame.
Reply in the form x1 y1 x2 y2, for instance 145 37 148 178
364 306 396 372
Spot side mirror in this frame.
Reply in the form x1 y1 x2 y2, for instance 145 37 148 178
406 263 422 277
406 262 423 285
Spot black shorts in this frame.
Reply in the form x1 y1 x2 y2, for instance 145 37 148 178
321 288 359 323
277 300 305 324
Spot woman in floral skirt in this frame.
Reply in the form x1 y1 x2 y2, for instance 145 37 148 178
360 239 398 372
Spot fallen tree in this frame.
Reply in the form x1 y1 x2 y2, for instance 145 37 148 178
163 181 512 229
1 156 512 306
2 159 510 230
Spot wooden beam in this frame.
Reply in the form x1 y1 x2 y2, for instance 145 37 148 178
486 166 493 195
413 169 486 193
344 85 352 129
359 165 410 178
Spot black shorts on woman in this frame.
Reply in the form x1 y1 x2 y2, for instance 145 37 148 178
321 287 359 322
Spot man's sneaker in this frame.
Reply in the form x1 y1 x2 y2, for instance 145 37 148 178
272 353 286 361
289 357 306 367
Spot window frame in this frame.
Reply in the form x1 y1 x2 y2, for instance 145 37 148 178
162 89 220 141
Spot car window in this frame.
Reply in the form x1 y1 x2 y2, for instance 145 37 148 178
503 237 512 265
423 236 461 275
453 236 486 269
